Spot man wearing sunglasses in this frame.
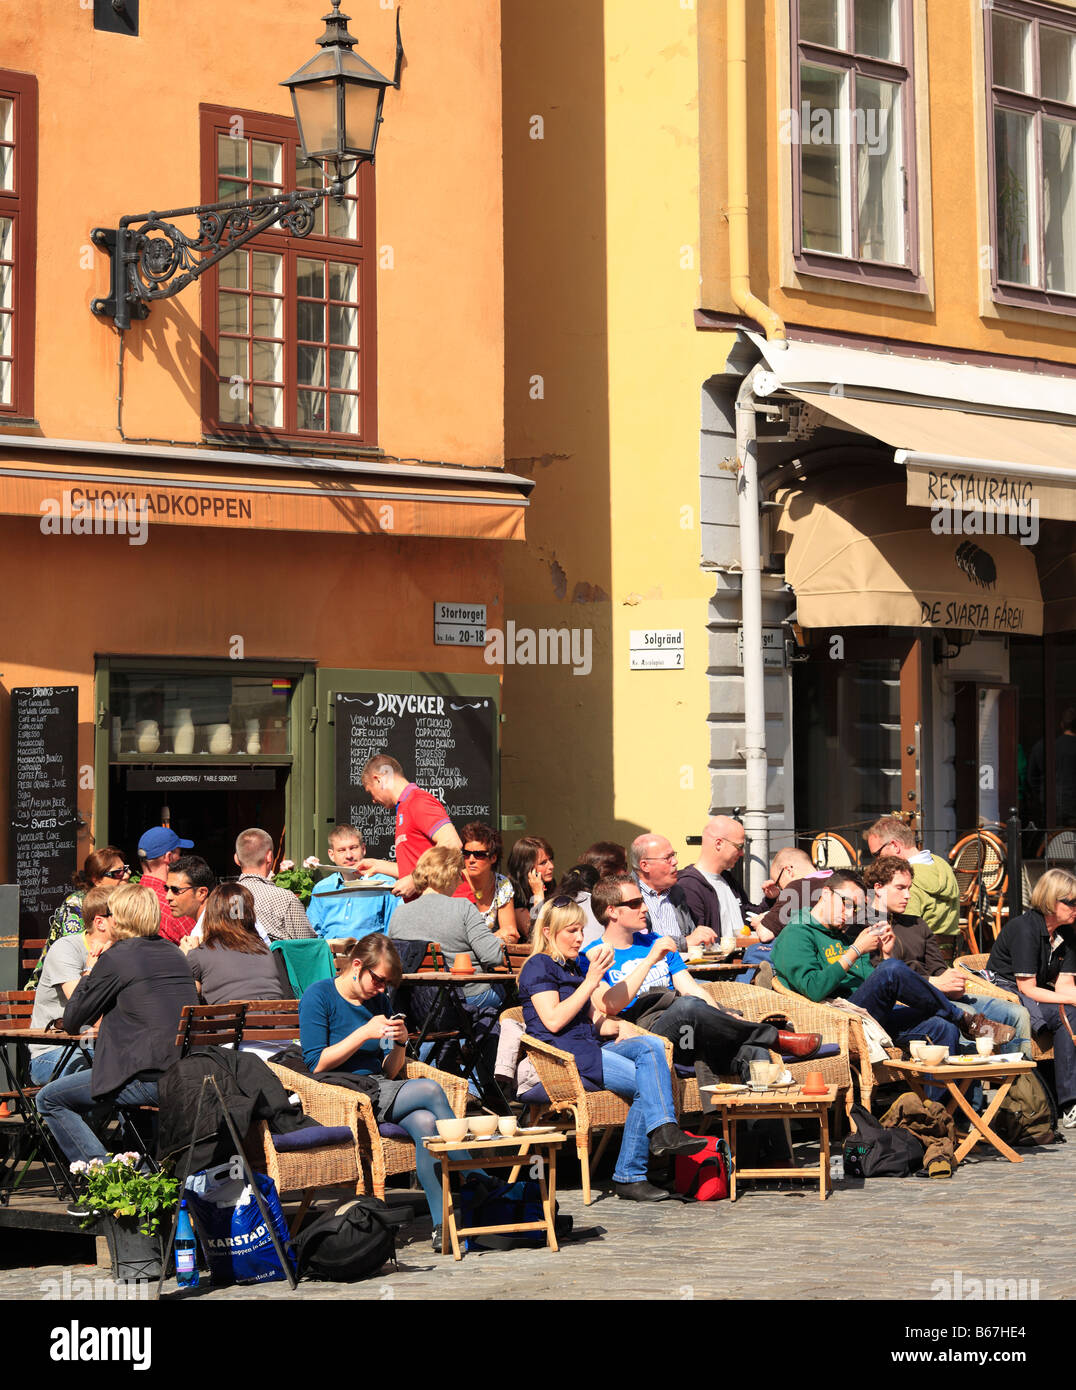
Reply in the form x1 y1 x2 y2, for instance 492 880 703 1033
770 870 1009 1055
584 875 823 1075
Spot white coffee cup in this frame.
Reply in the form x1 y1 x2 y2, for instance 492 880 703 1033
686 945 703 961
975 1036 994 1057
498 1116 519 1137
720 935 736 954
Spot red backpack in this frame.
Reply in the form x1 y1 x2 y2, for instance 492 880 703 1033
673 1133 731 1201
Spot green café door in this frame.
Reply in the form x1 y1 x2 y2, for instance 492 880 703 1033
313 668 500 865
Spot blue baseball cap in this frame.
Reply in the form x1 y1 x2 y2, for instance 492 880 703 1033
138 826 194 859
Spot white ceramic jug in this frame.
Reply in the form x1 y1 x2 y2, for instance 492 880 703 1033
172 708 195 755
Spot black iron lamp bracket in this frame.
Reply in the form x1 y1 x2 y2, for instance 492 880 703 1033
90 186 329 331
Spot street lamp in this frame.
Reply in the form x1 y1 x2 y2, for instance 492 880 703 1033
282 2 394 194
91 1 398 331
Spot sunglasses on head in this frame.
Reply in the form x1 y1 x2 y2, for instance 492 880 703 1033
550 895 576 910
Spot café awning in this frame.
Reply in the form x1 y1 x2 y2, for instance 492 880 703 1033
0 436 532 541
775 477 1043 636
749 333 1076 523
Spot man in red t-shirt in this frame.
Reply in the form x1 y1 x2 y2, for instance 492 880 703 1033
136 825 198 944
357 754 461 899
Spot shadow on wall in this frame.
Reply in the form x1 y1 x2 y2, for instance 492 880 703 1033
500 0 633 859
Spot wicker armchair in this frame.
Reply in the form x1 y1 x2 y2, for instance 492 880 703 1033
264 1059 467 1209
258 1061 367 1234
770 977 902 1113
500 1006 676 1206
955 955 1052 1063
675 981 854 1121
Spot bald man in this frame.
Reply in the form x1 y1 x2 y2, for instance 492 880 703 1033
630 833 717 951
677 817 762 939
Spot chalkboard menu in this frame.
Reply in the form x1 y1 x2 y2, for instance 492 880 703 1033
334 690 495 860
10 686 79 938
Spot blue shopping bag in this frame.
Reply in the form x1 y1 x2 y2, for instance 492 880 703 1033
184 1163 296 1285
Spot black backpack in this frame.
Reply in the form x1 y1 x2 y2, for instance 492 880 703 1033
843 1103 925 1177
292 1197 407 1281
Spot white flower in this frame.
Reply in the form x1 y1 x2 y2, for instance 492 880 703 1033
69 1160 88 1175
302 856 320 870
118 1151 141 1165
279 859 295 872
87 1157 105 1170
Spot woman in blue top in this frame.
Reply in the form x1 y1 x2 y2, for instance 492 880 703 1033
517 898 705 1202
299 933 477 1251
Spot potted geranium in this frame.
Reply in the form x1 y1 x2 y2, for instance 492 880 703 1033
69 1152 179 1282
273 855 320 907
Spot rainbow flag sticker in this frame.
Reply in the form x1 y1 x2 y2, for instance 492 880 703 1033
271 678 292 691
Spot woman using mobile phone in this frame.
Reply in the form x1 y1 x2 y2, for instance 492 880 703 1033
298 934 480 1250
517 898 704 1203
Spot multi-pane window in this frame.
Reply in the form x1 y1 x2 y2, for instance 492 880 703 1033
988 2 1076 308
0 72 37 419
792 0 919 286
200 106 375 445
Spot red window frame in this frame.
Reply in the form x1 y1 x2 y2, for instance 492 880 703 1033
0 70 37 422
985 0 1076 317
790 0 923 292
198 104 377 447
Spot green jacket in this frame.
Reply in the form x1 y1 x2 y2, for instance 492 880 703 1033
770 908 873 1002
906 853 961 940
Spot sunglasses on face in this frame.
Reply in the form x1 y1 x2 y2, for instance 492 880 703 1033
619 896 645 910
104 866 130 879
365 966 391 989
463 849 492 860
1061 898 1076 908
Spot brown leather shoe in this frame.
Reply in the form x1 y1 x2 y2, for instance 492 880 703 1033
776 1030 823 1060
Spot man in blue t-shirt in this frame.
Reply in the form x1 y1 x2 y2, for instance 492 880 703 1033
307 825 399 943
584 874 822 1078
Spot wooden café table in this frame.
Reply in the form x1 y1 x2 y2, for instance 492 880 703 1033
425 1130 568 1261
884 1056 1036 1164
702 1083 838 1201
397 971 512 1112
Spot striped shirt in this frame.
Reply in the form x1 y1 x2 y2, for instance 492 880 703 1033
638 879 687 950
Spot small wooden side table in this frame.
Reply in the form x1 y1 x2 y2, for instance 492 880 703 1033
423 1132 567 1261
884 1057 1036 1164
704 1085 837 1201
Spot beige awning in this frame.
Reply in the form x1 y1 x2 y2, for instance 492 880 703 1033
775 478 1043 635
781 390 1076 524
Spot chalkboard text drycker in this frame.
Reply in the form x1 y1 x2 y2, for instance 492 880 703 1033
334 690 494 860
10 686 79 939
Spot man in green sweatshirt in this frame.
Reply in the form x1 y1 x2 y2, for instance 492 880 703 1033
770 869 999 1054
865 817 961 964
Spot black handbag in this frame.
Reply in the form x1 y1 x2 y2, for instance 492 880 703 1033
844 1103 924 1177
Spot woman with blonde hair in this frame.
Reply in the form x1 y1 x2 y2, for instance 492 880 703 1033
36 882 198 1169
987 867 1076 1126
517 897 704 1202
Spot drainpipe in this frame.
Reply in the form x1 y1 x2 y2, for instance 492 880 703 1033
726 0 784 895
735 365 769 899
727 0 786 344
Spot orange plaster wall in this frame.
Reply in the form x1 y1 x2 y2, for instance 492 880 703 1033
4 0 504 466
0 514 505 877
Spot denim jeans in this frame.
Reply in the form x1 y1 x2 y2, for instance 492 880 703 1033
991 978 1076 1108
28 1044 92 1087
35 1070 160 1166
849 959 965 1053
599 1034 677 1184
954 993 1033 1059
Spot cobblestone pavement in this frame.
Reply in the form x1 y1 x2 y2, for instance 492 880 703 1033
1 1129 1069 1303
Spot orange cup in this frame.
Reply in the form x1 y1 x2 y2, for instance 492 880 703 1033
450 952 475 975
801 1069 827 1095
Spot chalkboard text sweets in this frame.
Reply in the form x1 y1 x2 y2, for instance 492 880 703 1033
356 754 463 899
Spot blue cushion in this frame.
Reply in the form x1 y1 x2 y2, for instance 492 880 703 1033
378 1122 412 1141
271 1124 353 1152
782 1043 840 1063
517 1084 549 1106
674 1063 694 1078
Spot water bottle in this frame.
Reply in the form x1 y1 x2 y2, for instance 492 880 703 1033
175 1198 199 1288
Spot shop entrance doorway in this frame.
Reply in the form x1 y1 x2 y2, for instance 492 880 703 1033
107 766 289 881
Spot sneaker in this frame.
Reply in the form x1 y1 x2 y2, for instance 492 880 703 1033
1060 1104 1076 1130
431 1225 443 1253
